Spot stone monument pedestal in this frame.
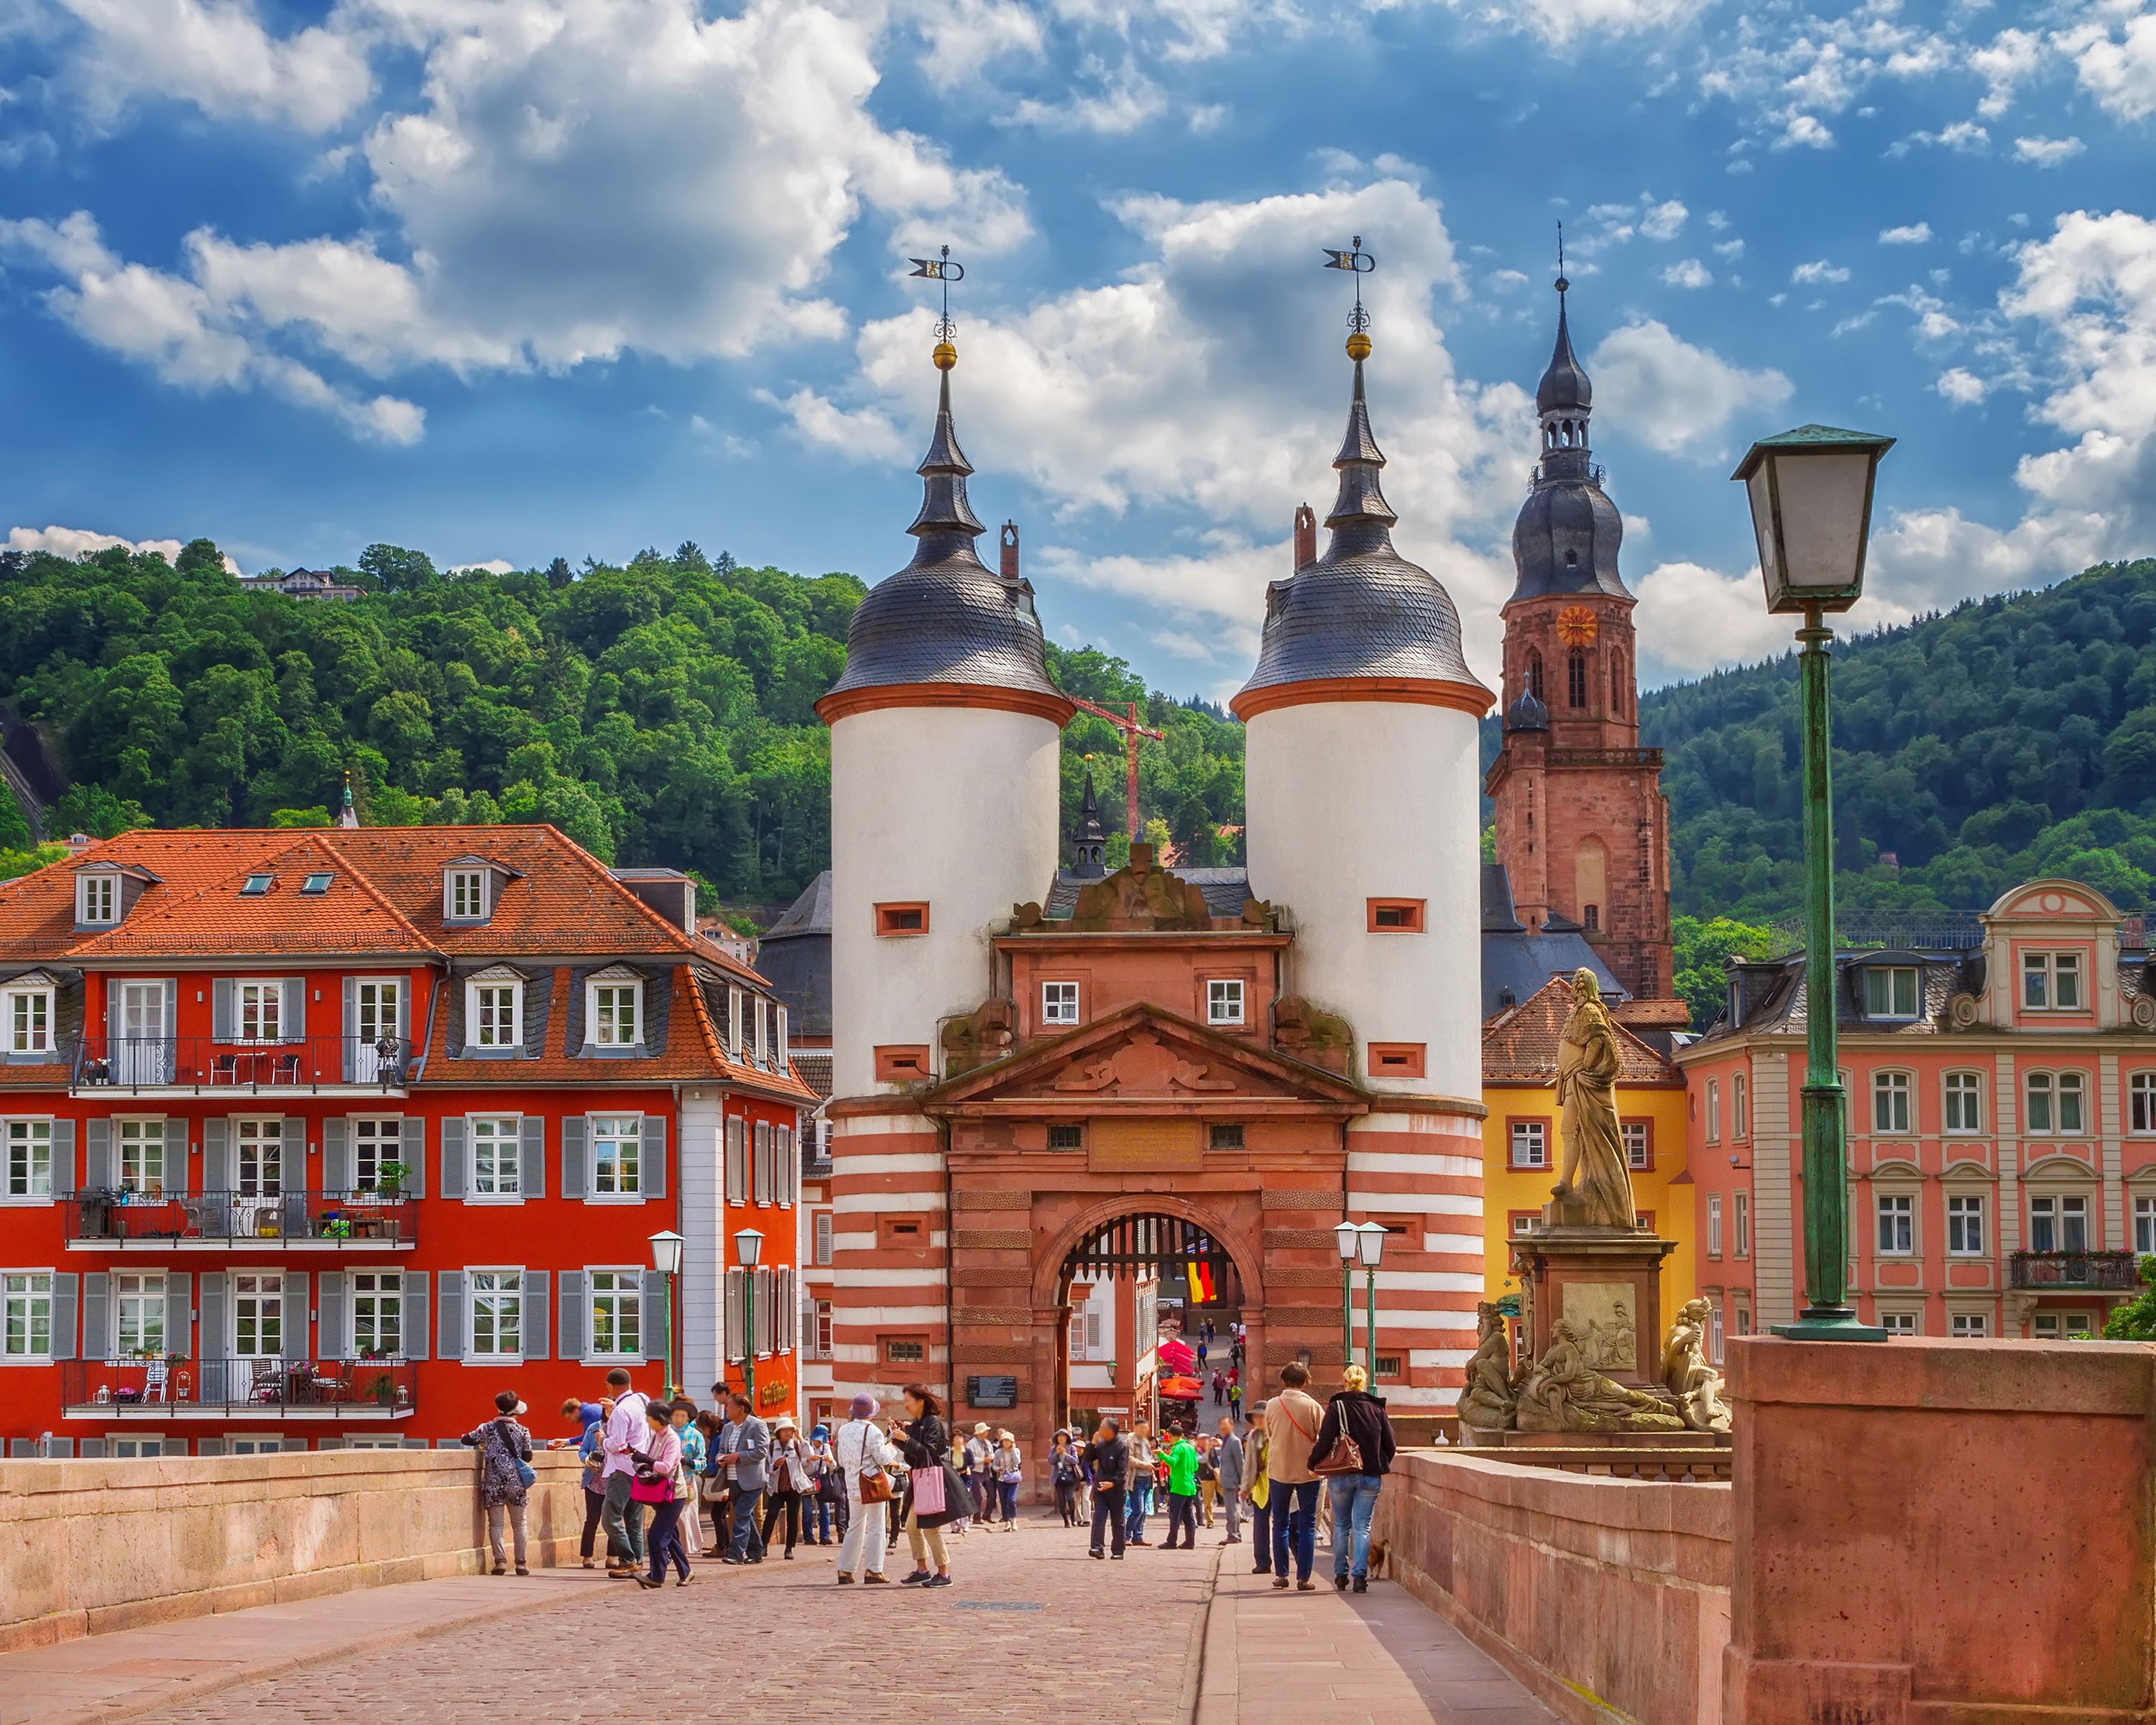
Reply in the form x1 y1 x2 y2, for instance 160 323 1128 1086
1510 1210 1677 1394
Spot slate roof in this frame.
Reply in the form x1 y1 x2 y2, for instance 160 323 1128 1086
765 870 833 939
1236 361 1488 702
1699 949 1983 1042
1483 975 1678 1085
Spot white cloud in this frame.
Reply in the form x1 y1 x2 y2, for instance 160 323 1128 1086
2 0 1030 440
448 559 516 575
1004 58 1169 132
1713 238 1745 259
2068 7 2156 121
1936 367 1988 405
1427 0 1717 48
1633 561 1793 679
51 0 374 132
1586 319 1792 456
1892 120 1990 155
1661 258 1713 289
1971 27 2045 119
6 524 239 571
1879 223 1932 245
763 386 911 462
1639 197 1688 241
2013 134 2086 166
1792 259 1851 284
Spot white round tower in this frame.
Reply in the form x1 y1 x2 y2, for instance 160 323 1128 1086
1233 327 1493 1415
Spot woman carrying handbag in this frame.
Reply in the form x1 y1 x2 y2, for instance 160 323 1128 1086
834 1394 893 1584
897 1384 959 1588
1309 1363 1397 1595
632 1399 692 1588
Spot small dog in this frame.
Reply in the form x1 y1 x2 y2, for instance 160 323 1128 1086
1365 1536 1390 1580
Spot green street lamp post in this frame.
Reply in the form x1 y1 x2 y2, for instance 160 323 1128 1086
648 1229 684 1399
734 1228 764 1407
1356 1222 1386 1382
1333 1220 1359 1370
1733 424 1897 1342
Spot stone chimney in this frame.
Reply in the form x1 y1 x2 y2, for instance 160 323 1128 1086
1000 520 1020 580
1293 503 1316 570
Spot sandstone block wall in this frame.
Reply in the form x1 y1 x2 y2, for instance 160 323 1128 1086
1375 1449 1733 1725
0 1449 586 1654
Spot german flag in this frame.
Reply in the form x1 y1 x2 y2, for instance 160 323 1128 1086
1187 1259 1217 1304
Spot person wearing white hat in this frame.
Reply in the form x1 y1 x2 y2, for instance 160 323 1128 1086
964 1421 996 1522
760 1414 814 1558
834 1394 894 1584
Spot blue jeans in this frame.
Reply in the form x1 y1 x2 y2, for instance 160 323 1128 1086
645 1498 688 1582
999 1479 1019 1521
1271 1480 1319 1581
1250 1499 1273 1570
729 1487 767 1560
1124 1476 1153 1541
1165 1491 1197 1547
1328 1474 1383 1580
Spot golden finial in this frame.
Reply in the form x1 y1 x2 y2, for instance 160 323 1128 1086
1345 331 1372 362
933 341 957 371
911 246 965 372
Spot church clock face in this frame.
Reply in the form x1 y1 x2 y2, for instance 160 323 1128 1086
1556 605 1598 647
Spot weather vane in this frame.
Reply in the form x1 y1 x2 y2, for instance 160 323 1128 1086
909 244 966 368
1322 235 1376 359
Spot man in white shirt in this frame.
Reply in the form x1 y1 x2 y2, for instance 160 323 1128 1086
833 1393 891 1584
597 1366 650 1574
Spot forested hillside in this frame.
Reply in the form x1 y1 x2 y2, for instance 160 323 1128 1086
0 539 1249 903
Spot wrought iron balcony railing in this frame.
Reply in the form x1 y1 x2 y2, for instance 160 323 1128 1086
2008 1249 2141 1291
71 1035 411 1093
65 1188 415 1248
63 1356 418 1416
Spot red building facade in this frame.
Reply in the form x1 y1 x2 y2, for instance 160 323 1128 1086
0 825 810 1456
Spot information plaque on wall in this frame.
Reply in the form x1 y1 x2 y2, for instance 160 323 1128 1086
967 1375 1019 1409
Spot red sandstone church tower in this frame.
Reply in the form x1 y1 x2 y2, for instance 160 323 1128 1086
1485 277 1678 1013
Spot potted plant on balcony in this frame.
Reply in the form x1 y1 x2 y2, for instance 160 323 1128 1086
367 1371 399 1407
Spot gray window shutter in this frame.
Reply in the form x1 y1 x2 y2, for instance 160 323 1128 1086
318 1271 350 1358
558 1269 588 1363
341 978 357 1081
282 978 305 1043
521 1270 549 1360
166 1271 192 1361
198 1438 226 1456
79 1438 107 1458
51 1271 79 1361
642 1116 666 1200
402 1270 429 1360
323 1118 351 1193
643 1269 668 1363
82 1271 110 1362
437 1270 466 1359
162 980 177 1046
286 1271 310 1356
204 1118 232 1194
199 1271 229 1363
520 1117 545 1199
213 979 235 1041
50 1118 75 1197
561 1116 588 1202
167 1118 190 1196
399 1116 425 1197
284 1118 308 1183
86 1118 113 1191
440 1118 467 1200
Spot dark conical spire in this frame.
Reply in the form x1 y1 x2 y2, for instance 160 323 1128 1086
1323 359 1399 548
1072 763 1107 877
1536 276 1592 415
907 368 985 543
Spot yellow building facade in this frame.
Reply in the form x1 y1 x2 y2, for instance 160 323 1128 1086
1480 977 1697 1324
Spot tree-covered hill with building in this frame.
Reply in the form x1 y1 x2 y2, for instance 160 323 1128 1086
0 538 1250 897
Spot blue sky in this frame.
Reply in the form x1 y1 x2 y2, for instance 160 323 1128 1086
3 0 2153 696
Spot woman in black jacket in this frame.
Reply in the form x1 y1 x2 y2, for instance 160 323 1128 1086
1308 1364 1398 1594
897 1385 959 1588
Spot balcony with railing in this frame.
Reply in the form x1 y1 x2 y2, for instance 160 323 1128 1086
62 1356 418 1420
2008 1249 2141 1292
64 1188 416 1251
70 1035 411 1097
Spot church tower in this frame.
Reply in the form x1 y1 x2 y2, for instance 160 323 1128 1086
1485 275 1674 1004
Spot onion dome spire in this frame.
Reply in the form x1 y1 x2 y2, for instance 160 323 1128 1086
1511 260 1628 604
1536 277 1592 417
908 368 985 545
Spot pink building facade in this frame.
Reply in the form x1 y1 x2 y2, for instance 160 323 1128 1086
1678 881 2156 1353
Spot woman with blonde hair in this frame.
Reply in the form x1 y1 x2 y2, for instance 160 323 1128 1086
1309 1363 1396 1595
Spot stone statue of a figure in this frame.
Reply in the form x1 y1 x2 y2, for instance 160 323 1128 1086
1458 1301 1519 1432
1550 967 1639 1228
1515 1318 1687 1434
1662 1297 1733 1432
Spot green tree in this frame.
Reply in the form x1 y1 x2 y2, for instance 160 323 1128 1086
2102 1257 2156 1340
1672 914 1774 1030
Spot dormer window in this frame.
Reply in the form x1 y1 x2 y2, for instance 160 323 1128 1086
1863 965 1921 1020
448 869 489 922
2022 950 2083 1011
4 975 55 1059
583 966 644 1054
79 874 119 924
465 967 525 1055
301 873 332 895
240 873 274 896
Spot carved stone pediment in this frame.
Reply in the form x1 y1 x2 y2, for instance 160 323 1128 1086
1049 1029 1238 1096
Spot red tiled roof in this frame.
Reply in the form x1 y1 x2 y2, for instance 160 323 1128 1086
1482 976 1680 1085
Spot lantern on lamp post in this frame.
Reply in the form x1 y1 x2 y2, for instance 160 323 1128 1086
647 1229 684 1399
1334 1220 1360 1371
1732 426 1895 1341
1356 1223 1386 1382
734 1228 764 1407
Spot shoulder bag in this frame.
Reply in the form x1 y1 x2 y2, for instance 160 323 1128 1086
852 1424 895 1503
498 1420 538 1490
1309 1401 1365 1477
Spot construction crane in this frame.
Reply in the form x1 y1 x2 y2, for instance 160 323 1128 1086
1068 696 1165 841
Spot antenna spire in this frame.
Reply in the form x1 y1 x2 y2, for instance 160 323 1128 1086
908 244 967 371
1322 235 1376 361
1555 221 1568 295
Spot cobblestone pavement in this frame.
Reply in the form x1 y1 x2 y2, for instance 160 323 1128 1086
129 1516 1220 1724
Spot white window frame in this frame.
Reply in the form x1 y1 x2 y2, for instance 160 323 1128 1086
1622 1121 1650 1170
1206 979 1245 1027
2 1269 54 1361
4 1118 54 1202
233 979 284 1046
225 1435 284 1455
1041 981 1080 1027
2130 1073 2156 1136
1705 1078 1720 1144
117 1117 167 1197
1946 1194 1986 1257
1950 1312 1989 1338
116 1269 167 1357
1871 1070 1913 1136
109 1434 169 1458
1731 1072 1748 1140
2024 1070 2087 1137
351 1269 402 1359
78 873 119 925
232 1270 285 1359
470 1116 522 1201
2022 950 2084 1012
1734 1192 1750 1259
5 985 52 1056
466 1268 524 1361
1879 1312 1919 1337
1708 1193 1723 1257
351 1116 401 1194
1708 1302 1724 1363
467 978 522 1052
1944 1071 1984 1136
586 1267 643 1361
591 1114 642 1199
586 978 643 1049
1508 1120 1547 1170
1875 1192 1915 1256
446 870 489 921
1862 965 1922 1020
2027 1193 2091 1256
2137 1194 2156 1256
235 1117 283 1198
341 1435 405 1450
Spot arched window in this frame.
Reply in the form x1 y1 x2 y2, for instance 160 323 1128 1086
1611 653 1626 715
1526 650 1544 702
1583 903 1600 930
1567 650 1588 709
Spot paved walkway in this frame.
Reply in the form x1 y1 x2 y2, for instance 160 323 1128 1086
0 1515 1552 1725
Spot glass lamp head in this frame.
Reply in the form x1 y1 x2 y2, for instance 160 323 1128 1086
647 1228 686 1276
733 1228 764 1269
1356 1220 1388 1267
1334 1220 1361 1264
1732 425 1894 615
